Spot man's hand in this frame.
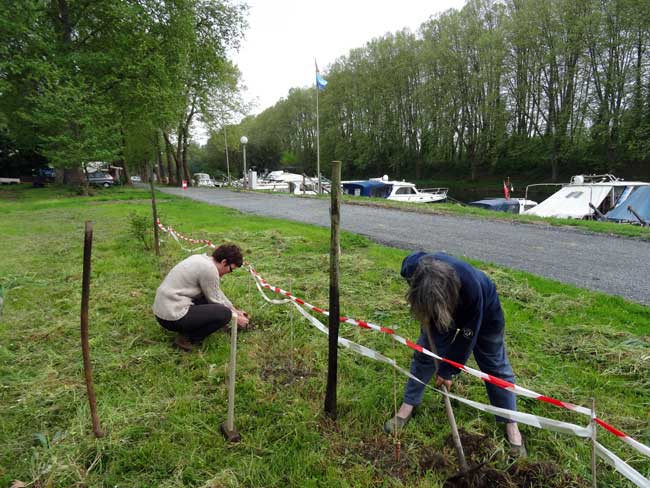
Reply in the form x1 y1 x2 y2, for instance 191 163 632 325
435 375 452 391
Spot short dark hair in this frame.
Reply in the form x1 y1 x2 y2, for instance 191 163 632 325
212 244 243 267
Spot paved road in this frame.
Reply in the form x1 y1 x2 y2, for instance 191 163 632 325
159 187 650 305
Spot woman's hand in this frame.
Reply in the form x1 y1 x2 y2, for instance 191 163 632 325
435 375 452 391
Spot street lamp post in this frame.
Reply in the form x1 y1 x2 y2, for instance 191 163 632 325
240 136 248 189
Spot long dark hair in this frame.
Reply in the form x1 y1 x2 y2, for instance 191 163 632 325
406 257 460 333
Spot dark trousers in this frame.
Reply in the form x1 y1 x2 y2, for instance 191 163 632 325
156 296 232 343
403 326 516 423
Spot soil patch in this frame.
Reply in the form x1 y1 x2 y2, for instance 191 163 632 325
259 364 315 386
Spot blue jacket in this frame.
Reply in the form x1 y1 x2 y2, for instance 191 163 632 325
401 251 505 379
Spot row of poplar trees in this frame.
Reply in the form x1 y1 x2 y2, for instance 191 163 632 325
0 0 247 187
208 0 650 182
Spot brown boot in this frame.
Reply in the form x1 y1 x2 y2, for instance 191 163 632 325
173 335 194 352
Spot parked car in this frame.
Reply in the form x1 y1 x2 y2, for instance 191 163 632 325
193 173 216 187
32 167 56 187
86 171 115 188
130 175 142 183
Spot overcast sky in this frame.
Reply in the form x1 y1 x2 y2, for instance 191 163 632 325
233 0 467 116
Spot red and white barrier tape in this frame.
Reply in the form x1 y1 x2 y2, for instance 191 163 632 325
155 219 650 462
249 265 650 460
254 279 649 487
156 219 216 249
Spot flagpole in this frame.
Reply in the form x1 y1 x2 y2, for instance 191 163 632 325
315 63 321 194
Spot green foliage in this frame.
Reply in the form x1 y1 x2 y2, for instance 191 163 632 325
127 211 153 251
0 0 247 183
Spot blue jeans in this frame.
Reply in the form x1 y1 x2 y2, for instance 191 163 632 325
403 326 516 423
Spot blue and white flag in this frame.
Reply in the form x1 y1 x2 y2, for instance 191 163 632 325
315 60 327 90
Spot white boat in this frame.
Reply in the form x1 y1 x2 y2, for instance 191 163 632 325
342 175 448 203
524 174 650 219
250 170 321 194
469 197 538 214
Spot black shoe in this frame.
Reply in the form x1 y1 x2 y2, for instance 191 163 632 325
172 335 194 352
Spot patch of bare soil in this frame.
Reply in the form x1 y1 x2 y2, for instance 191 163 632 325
354 434 414 481
259 363 315 387
437 430 587 488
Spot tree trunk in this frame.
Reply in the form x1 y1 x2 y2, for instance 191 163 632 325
163 132 176 185
154 132 166 184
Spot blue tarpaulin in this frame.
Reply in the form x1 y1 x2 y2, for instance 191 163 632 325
605 186 650 224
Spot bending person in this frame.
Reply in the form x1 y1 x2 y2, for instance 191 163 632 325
153 244 250 352
385 251 525 455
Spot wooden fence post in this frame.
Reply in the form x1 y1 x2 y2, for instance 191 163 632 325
324 161 341 418
81 221 104 438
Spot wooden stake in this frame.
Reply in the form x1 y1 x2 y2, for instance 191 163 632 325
591 397 597 488
149 164 160 256
324 161 341 418
221 312 241 442
425 328 468 473
80 221 104 438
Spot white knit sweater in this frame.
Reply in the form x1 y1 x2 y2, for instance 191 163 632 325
153 254 234 321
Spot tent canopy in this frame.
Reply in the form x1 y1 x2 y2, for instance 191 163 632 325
605 186 650 223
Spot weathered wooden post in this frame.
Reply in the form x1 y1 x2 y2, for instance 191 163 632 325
324 161 341 418
221 312 241 442
149 165 160 256
80 221 104 438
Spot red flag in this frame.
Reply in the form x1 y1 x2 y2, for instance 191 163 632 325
503 181 510 199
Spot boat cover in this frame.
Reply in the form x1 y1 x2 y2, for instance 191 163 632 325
469 198 521 213
604 186 650 223
524 185 612 219
342 180 391 198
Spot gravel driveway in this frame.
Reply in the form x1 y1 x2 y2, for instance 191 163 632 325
158 187 650 305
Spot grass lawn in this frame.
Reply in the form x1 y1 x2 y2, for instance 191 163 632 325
1 184 649 487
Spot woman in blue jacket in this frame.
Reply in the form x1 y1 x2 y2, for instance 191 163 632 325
385 251 525 455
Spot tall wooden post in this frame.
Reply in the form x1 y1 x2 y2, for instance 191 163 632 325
149 165 160 256
81 221 104 438
324 161 341 418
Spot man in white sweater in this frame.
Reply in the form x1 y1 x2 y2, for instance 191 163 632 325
153 244 250 351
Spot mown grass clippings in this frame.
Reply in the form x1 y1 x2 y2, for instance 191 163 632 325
0 184 648 487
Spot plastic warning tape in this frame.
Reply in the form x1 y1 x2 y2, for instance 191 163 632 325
249 266 650 459
156 219 216 248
